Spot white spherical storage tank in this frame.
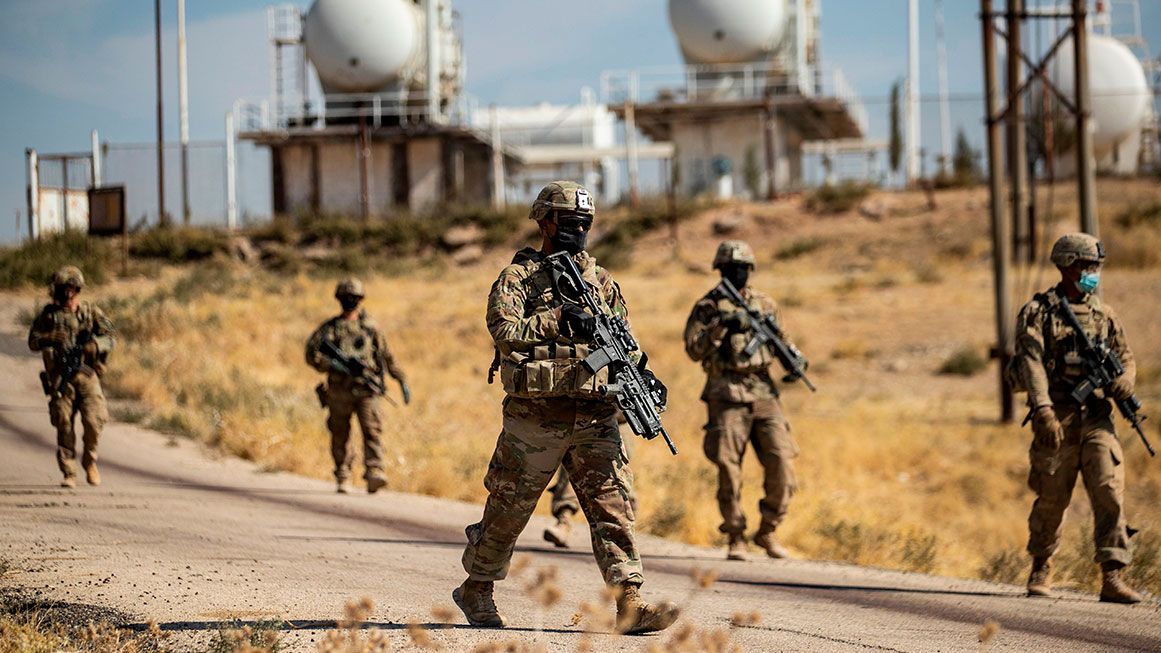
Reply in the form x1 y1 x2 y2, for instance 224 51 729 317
1050 34 1150 149
668 0 788 65
303 0 421 93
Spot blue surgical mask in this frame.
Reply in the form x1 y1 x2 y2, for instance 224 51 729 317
1078 271 1100 294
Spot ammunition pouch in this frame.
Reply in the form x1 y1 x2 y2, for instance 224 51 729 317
315 382 329 409
499 343 611 399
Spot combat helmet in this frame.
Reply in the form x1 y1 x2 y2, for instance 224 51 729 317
528 181 595 223
712 240 756 269
51 265 85 289
1050 233 1105 268
334 277 365 298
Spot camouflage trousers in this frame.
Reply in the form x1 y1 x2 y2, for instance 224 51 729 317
463 396 643 586
50 371 108 477
703 398 798 536
548 427 637 518
1027 399 1130 566
326 383 385 483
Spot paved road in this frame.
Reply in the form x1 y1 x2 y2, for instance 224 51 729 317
2 302 1159 651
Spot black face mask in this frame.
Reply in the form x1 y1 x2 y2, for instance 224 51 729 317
721 264 751 290
53 286 76 304
339 296 362 312
550 214 592 255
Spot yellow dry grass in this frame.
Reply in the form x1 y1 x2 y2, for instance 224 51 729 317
18 179 1161 594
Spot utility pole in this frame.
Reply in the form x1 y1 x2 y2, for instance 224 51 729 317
981 0 1014 422
905 0 921 184
979 0 1099 422
178 0 191 225
155 0 168 227
1007 0 1030 262
935 0 953 177
1073 0 1099 237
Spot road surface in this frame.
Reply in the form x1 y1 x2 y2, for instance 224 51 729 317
1 299 1159 651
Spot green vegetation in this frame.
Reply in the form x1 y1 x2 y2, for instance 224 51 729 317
803 181 873 215
937 346 988 377
0 231 113 289
775 237 826 261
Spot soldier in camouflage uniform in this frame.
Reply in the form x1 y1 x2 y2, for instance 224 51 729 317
684 241 798 561
27 266 115 488
455 181 679 634
306 278 410 495
1011 233 1143 603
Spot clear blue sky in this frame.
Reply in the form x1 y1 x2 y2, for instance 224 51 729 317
1 0 1158 243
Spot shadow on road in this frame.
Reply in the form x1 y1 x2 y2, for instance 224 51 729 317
121 619 578 635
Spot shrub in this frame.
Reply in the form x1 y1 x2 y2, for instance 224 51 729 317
1114 201 1161 229
0 231 112 289
129 227 228 262
775 237 826 261
589 199 699 269
803 181 873 214
938 346 987 376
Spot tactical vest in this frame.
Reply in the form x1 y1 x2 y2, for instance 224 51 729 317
1016 289 1112 393
41 302 109 377
490 255 612 400
1042 290 1110 388
322 314 380 370
703 294 776 376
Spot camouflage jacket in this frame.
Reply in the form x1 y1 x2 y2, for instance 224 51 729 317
684 285 782 403
486 248 631 398
1013 284 1135 410
305 311 407 389
27 301 116 379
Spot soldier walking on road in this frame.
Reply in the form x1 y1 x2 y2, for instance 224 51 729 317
28 266 115 488
1011 233 1144 603
306 278 410 495
455 181 679 634
684 241 799 561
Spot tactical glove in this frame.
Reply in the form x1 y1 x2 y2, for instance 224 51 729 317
1108 374 1135 401
722 311 751 333
560 304 596 340
1031 406 1064 449
400 381 412 405
641 368 668 407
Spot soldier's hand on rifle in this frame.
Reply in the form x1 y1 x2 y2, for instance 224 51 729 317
400 381 412 405
560 304 596 340
1032 406 1064 449
1108 375 1135 401
722 311 751 333
641 368 668 406
39 327 70 348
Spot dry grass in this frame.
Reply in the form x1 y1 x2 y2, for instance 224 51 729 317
18 179 1161 595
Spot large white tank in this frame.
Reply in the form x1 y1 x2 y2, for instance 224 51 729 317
303 0 421 93
668 0 788 65
1049 34 1150 150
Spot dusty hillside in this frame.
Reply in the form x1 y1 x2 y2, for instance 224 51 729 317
6 179 1161 595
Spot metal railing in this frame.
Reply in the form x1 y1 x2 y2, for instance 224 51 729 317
599 62 869 135
234 90 484 133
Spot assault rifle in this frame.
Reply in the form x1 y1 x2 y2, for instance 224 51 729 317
319 340 387 397
1057 299 1154 457
548 251 678 455
41 332 91 396
716 278 816 392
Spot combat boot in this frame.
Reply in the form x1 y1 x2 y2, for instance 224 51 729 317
753 531 790 559
726 534 747 561
1100 563 1143 604
1026 556 1052 597
336 480 350 494
60 475 76 489
615 584 680 635
366 476 387 494
84 462 100 487
543 515 572 549
452 579 506 628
